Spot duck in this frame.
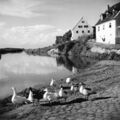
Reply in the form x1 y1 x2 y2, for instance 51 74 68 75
58 87 67 101
70 85 74 91
43 88 56 102
27 87 33 103
29 87 45 101
11 87 28 104
79 82 89 99
50 78 55 86
66 77 71 84
58 87 63 97
70 84 79 94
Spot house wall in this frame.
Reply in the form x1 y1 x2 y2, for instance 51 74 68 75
96 20 116 44
72 19 93 40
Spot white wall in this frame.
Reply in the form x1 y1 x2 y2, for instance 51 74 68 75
96 20 116 44
72 18 93 40
72 26 93 40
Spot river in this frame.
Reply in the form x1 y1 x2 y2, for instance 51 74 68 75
0 52 96 99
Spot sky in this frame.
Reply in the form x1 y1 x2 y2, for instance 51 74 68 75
0 0 119 48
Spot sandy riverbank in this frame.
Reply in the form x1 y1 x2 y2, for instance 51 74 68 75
0 60 120 120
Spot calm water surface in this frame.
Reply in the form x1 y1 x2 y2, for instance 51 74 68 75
0 52 97 99
0 52 73 99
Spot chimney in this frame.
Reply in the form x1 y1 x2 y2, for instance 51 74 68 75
107 5 110 10
100 14 103 20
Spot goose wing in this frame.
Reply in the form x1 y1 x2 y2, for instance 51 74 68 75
13 95 27 104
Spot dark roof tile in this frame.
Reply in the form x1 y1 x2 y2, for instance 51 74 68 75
96 2 120 25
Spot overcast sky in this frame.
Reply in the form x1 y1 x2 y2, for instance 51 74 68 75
0 0 119 48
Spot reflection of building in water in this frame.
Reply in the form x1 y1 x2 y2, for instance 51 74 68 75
56 55 97 73
56 56 73 71
72 66 77 74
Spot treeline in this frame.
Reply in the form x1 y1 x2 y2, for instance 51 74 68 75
0 48 24 54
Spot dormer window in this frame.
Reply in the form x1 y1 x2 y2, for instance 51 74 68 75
106 11 109 17
109 23 112 28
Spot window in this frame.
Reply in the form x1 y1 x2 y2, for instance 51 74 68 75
88 30 90 33
102 38 105 42
103 25 105 30
76 31 79 33
84 25 88 28
98 26 100 31
78 25 82 28
82 30 84 33
109 23 112 28
82 21 85 23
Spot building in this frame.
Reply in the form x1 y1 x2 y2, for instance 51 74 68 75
71 17 94 40
96 2 120 44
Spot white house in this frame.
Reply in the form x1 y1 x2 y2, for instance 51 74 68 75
96 2 120 44
72 17 94 40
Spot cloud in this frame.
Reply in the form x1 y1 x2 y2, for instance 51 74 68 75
0 0 67 18
0 53 59 75
0 22 6 27
0 24 65 48
0 0 45 18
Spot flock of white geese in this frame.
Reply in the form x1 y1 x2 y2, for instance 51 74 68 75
11 77 91 105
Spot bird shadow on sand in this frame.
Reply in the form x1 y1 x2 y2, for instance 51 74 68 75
40 95 113 107
40 97 88 106
90 96 112 101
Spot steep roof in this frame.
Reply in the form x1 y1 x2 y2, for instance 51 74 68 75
72 17 91 30
96 2 120 25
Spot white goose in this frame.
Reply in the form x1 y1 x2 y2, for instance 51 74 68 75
79 83 88 99
58 87 67 101
27 88 33 103
50 78 55 86
66 77 71 84
58 87 63 97
70 85 74 91
11 87 27 104
43 88 56 101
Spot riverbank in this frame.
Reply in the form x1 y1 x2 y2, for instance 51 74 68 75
0 48 24 54
1 60 120 120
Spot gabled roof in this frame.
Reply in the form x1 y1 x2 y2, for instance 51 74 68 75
72 17 91 30
96 2 120 25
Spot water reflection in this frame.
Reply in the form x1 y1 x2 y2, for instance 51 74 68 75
0 52 97 99
0 53 72 99
56 55 73 71
56 55 97 74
